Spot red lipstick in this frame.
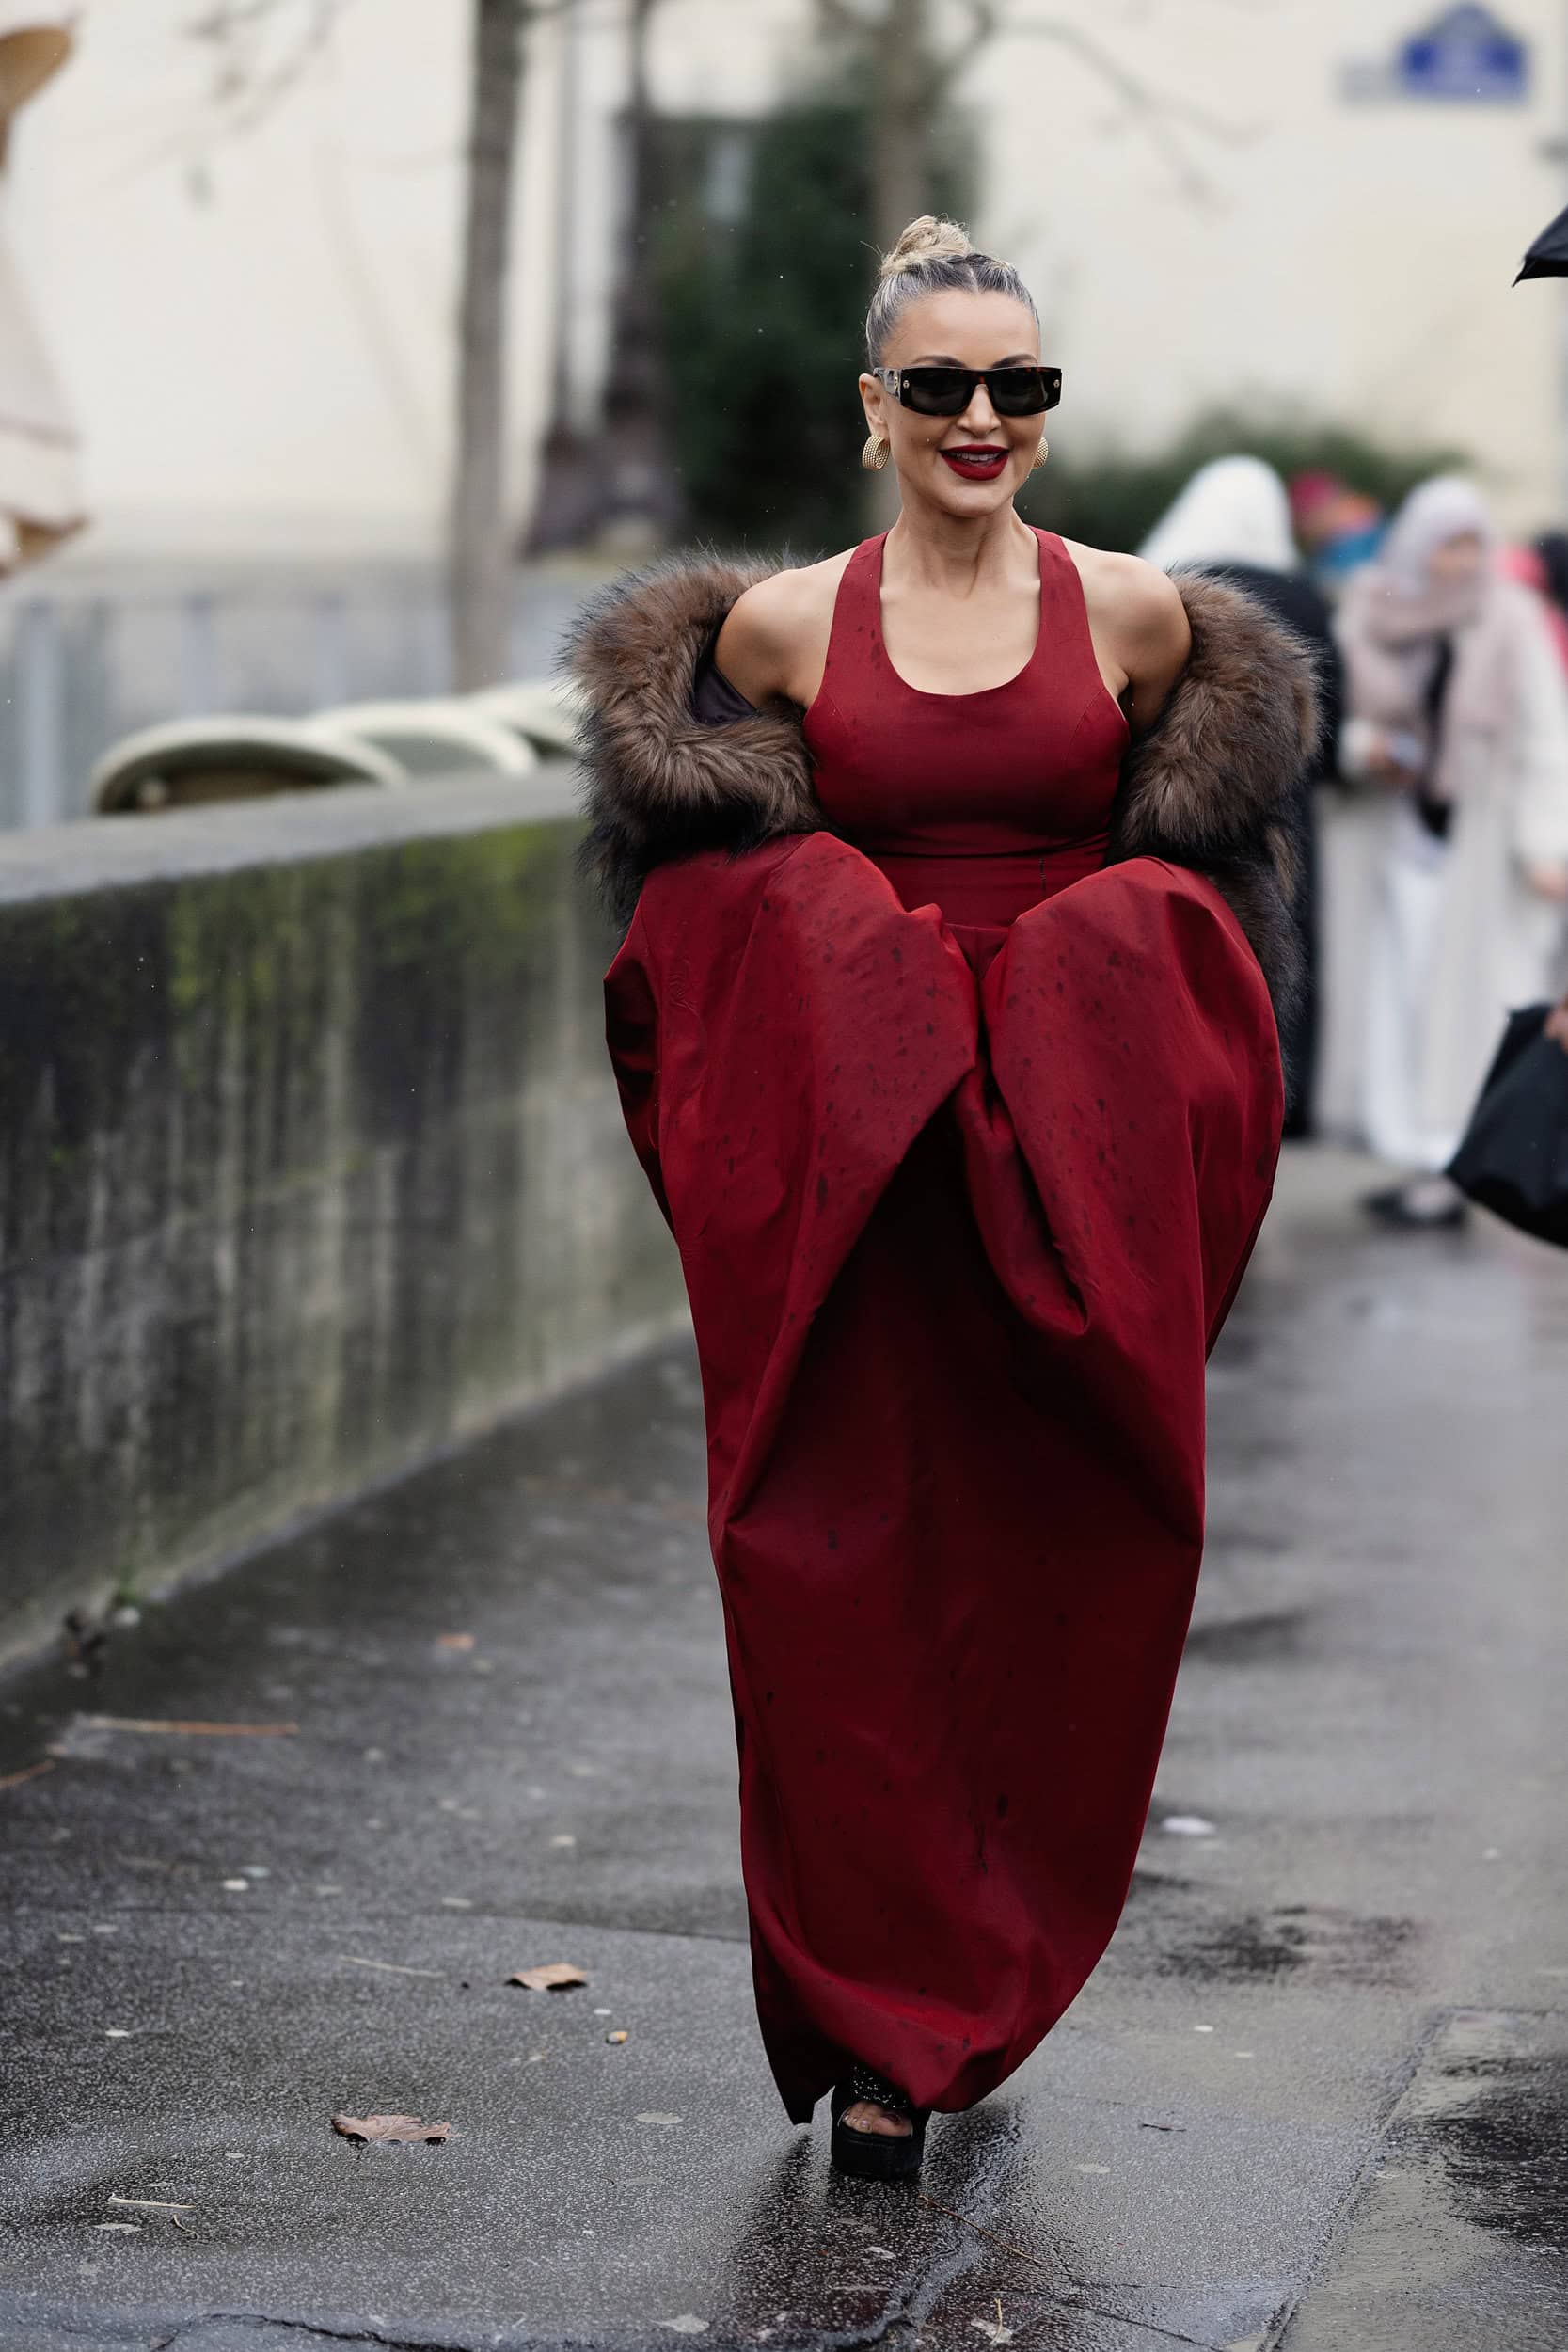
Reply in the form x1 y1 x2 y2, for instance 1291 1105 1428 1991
940 445 1009 483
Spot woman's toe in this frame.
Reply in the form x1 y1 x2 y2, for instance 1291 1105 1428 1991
843 2099 912 2137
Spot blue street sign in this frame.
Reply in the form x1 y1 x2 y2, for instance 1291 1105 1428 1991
1396 6 1528 103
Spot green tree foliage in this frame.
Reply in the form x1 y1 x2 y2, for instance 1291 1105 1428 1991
655 102 869 552
1020 407 1470 553
653 91 971 553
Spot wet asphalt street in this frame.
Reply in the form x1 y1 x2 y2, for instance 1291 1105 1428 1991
2 1144 1566 2352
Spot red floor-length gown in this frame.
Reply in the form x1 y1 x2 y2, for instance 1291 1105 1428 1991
604 532 1283 2120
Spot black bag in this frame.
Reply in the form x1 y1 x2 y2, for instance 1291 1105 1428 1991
1447 1005 1568 1248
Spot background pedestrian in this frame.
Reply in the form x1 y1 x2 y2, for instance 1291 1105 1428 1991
1140 455 1343 1135
1336 476 1568 1221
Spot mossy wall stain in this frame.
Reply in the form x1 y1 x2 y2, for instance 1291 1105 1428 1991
0 812 684 1663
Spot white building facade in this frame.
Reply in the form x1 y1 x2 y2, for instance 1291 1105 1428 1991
2 0 1564 565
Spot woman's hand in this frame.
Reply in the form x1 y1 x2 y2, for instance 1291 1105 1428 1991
1523 860 1568 903
1545 993 1568 1052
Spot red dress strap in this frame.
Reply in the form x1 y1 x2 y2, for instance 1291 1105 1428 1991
1030 528 1110 704
809 533 887 719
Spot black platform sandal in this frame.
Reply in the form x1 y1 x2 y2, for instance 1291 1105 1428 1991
830 2064 930 2181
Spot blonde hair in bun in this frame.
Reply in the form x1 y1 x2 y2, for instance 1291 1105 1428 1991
864 215 1038 365
878 215 974 280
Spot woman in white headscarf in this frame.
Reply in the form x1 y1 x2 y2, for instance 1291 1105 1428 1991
1337 476 1568 1221
1141 457 1342 1135
1140 453 1300 576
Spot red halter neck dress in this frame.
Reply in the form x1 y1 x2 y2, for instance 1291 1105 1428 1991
602 532 1282 2123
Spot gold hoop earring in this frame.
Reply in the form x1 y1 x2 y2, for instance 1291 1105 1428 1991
861 433 891 473
1030 438 1050 473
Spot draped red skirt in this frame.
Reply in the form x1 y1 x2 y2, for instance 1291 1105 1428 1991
604 834 1282 2120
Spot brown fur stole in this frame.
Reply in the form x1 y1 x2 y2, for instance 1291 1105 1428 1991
566 553 1321 1029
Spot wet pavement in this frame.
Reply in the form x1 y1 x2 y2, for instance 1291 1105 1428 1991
2 1144 1566 2350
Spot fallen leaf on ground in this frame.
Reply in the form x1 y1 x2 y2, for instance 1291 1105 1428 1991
509 1963 588 1992
80 1717 297 1738
331 2112 451 2143
436 1633 475 1651
0 1759 55 1792
605 2029 629 2044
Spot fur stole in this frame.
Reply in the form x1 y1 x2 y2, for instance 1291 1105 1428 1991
567 551 1321 1027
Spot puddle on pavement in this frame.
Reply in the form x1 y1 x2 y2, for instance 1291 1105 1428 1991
697 2103 1062 2344
1115 1875 1418 1992
1160 1900 1417 1989
1181 1606 1314 1666
1280 2011 1568 2349
1418 2021 1568 2252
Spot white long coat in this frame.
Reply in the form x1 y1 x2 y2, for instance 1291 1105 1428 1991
1337 577 1568 1160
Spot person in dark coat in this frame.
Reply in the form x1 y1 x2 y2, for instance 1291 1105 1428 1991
1141 456 1344 1135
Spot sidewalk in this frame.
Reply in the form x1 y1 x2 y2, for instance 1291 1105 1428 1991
2 1148 1567 2351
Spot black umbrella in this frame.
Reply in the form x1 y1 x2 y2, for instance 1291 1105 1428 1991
1516 201 1568 282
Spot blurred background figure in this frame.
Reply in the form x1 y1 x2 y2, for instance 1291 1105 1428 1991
1337 477 1568 1225
0 2 82 574
1139 455 1343 1136
1289 472 1386 599
1497 537 1568 676
1528 531 1568 672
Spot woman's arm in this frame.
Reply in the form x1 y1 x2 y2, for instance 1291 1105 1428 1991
713 558 848 711
1069 547 1192 731
1113 559 1193 731
712 575 797 707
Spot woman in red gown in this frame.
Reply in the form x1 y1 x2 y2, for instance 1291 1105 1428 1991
571 217 1318 2178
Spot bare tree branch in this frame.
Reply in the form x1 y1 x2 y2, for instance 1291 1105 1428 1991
989 11 1255 205
180 0 578 145
813 0 881 31
180 0 355 137
811 2 1249 211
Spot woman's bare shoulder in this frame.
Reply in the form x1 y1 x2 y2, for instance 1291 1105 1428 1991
717 548 858 706
1061 538 1191 723
1061 540 1188 646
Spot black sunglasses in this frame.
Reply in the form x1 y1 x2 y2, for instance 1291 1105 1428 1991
873 363 1062 418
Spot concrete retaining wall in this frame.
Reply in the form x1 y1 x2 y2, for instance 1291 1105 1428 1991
0 774 684 1666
